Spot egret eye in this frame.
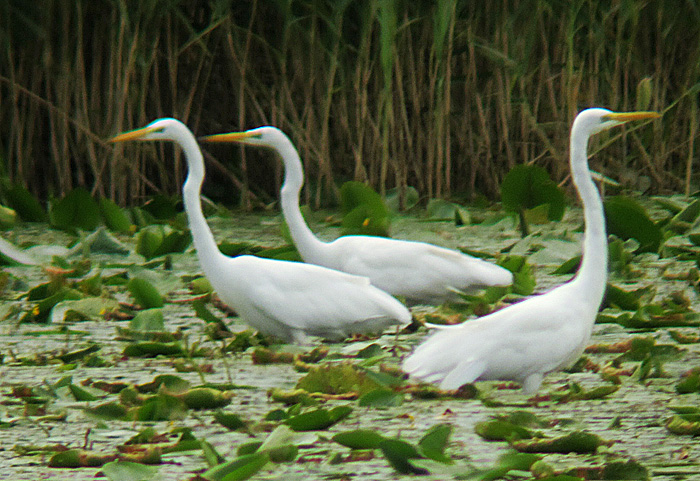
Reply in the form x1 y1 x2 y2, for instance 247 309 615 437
249 133 263 139
152 127 166 133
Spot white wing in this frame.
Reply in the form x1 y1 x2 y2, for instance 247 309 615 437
324 235 512 302
212 255 411 341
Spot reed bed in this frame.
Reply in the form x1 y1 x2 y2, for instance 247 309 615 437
1 0 698 209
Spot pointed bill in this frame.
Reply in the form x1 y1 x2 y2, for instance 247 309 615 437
603 111 661 122
199 131 256 143
109 125 162 143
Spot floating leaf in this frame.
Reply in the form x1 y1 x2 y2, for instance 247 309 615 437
458 451 542 481
604 196 662 253
666 415 700 435
102 460 158 481
378 438 428 475
127 277 164 308
357 388 403 408
333 429 386 450
214 410 248 431
131 392 187 421
180 388 232 410
129 308 165 332
57 344 101 364
510 431 609 454
475 420 535 441
122 341 185 358
418 423 453 464
48 449 115 468
85 401 129 420
296 362 382 396
136 224 191 260
50 188 101 231
284 405 352 431
201 452 269 481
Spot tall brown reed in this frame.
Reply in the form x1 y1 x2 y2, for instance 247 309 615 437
0 0 697 210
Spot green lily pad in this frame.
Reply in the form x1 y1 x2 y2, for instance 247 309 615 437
510 431 609 454
99 198 133 234
50 187 101 231
284 405 352 431
340 181 391 236
127 277 164 308
501 164 566 221
604 196 662 253
101 460 158 481
333 429 386 450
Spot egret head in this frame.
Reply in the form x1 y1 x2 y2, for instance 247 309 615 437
574 108 660 136
199 126 288 148
109 118 186 143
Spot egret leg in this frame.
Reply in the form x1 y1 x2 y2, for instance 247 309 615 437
521 372 544 395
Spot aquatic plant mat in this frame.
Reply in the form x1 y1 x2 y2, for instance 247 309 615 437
1 209 700 480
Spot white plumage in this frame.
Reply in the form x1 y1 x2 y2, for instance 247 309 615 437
110 119 411 343
201 127 513 304
402 108 660 394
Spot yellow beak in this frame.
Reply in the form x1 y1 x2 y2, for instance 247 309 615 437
199 131 254 143
603 111 661 122
109 125 161 143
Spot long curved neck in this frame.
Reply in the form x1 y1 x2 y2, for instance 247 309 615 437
570 126 608 305
179 131 224 272
276 136 328 259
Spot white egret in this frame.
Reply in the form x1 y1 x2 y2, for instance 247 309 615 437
109 119 411 343
401 108 660 394
200 127 513 304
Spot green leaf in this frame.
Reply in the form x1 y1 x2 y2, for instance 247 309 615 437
357 388 403 408
0 204 17 228
129 308 165 332
127 277 164 308
604 196 662 253
99 198 133 234
57 344 101 363
214 410 247 431
333 429 386 449
102 460 158 481
85 401 129 420
666 415 700 435
3 181 47 222
141 194 180 220
498 255 535 295
136 225 191 260
510 431 608 454
501 165 566 221
340 181 391 236
385 186 419 212
122 341 185 358
201 452 269 481
296 362 382 396
201 440 226 468
378 438 428 475
132 393 187 421
418 423 453 463
284 406 352 431
50 187 101 231
474 420 535 441
69 383 100 402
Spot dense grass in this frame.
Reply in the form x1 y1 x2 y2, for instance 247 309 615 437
0 0 698 209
